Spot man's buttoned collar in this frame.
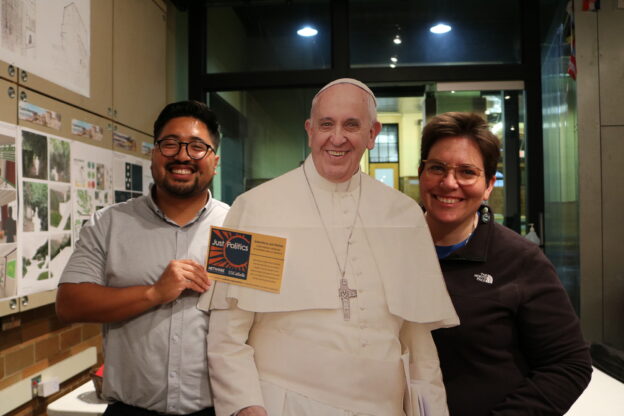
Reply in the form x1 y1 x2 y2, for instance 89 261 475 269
146 184 212 227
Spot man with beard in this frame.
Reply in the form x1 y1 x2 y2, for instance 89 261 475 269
56 101 228 416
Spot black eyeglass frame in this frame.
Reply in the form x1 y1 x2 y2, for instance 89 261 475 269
155 138 215 160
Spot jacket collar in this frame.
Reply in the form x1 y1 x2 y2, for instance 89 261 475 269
442 216 492 262
421 204 494 263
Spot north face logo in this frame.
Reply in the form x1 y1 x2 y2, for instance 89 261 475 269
474 273 494 284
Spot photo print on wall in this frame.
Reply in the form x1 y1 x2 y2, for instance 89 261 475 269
0 122 18 300
18 127 74 295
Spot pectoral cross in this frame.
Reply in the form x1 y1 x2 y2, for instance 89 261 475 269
338 278 358 321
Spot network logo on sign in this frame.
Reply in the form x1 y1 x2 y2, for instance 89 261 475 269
207 228 252 280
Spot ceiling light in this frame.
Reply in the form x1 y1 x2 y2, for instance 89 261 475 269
393 34 402 45
390 63 397 68
390 56 398 63
430 23 451 34
297 26 318 37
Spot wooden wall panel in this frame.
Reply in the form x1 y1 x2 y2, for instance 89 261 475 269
598 3 624 126
113 0 167 134
0 80 17 125
0 61 17 83
601 125 624 349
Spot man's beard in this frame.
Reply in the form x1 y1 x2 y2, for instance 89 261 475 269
152 161 211 199
158 175 211 198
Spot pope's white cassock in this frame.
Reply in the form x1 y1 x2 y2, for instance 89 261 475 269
201 155 459 416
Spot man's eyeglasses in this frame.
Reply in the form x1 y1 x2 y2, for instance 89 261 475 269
421 159 483 186
155 138 214 160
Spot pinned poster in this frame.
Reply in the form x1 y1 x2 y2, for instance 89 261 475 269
0 122 18 300
112 152 151 203
19 127 74 295
71 140 113 244
206 226 286 293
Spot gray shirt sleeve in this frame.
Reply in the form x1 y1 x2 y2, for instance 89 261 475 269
59 209 110 285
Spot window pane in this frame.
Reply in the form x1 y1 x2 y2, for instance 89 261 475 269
206 1 331 73
541 1 579 311
370 124 398 163
349 0 521 68
209 88 316 203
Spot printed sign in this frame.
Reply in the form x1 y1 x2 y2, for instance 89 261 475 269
206 226 286 293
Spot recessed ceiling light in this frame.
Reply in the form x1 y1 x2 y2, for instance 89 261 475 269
430 23 451 34
390 63 397 68
297 26 318 37
393 34 402 45
390 56 398 63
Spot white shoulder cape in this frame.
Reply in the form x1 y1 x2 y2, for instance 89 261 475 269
201 158 458 326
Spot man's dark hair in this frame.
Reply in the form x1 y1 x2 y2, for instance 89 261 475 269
153 100 221 150
420 112 501 182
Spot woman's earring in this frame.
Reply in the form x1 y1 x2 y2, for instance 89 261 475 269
481 205 491 223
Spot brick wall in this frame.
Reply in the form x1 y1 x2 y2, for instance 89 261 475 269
0 304 103 416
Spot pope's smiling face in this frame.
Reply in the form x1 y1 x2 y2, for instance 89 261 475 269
306 83 381 183
151 116 219 199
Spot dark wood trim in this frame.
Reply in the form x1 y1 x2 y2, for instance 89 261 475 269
194 64 527 93
520 0 545 240
188 1 207 102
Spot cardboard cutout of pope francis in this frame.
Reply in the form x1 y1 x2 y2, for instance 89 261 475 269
201 78 459 416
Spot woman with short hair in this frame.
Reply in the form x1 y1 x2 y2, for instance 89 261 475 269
419 112 592 415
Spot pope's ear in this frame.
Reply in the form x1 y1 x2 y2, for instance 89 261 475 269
305 119 312 147
367 121 382 150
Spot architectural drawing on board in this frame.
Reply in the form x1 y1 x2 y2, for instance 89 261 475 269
0 0 20 52
59 2 88 81
1 0 36 55
0 0 90 96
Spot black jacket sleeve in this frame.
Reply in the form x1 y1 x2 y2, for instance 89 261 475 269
490 244 592 415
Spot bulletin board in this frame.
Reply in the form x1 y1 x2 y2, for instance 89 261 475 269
0 120 151 301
